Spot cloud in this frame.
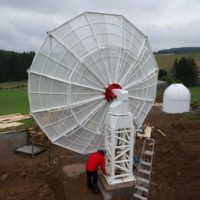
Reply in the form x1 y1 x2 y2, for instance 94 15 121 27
0 0 200 52
144 18 200 51
0 5 63 52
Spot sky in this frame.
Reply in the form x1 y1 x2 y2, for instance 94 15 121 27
0 0 200 52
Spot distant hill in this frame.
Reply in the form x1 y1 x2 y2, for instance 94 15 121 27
155 52 200 71
155 47 200 54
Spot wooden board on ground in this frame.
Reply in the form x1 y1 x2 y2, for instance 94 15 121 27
0 113 31 130
0 122 23 129
153 103 163 107
0 113 31 124
157 129 166 137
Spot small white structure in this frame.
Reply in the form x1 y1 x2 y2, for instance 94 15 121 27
163 83 191 113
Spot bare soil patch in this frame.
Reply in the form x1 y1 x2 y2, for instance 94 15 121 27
0 107 199 200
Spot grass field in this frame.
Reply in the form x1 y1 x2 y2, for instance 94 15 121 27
0 86 33 132
0 82 199 132
189 87 200 105
0 85 199 116
0 87 29 116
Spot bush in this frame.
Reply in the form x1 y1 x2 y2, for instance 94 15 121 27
158 69 167 80
172 57 199 87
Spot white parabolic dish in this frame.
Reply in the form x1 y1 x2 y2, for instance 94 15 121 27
28 12 158 154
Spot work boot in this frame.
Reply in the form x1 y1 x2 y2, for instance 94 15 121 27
92 185 99 194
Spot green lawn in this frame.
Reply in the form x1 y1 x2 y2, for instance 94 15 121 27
0 87 29 116
0 86 200 117
189 87 200 105
0 84 199 132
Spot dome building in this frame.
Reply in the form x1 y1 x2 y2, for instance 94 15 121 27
163 84 191 113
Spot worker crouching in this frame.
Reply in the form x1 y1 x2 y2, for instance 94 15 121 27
85 150 107 193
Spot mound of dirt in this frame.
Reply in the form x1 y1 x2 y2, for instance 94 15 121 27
0 107 199 200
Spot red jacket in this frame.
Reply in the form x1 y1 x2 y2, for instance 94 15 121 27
86 152 107 175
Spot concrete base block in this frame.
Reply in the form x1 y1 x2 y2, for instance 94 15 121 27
98 174 136 200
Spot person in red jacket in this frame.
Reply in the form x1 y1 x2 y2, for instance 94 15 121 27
86 150 107 193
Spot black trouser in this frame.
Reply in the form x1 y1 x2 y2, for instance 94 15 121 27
86 170 98 193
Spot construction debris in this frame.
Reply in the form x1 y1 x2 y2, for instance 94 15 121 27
15 127 47 157
153 102 163 107
157 129 166 137
136 124 153 139
15 145 45 156
0 113 31 129
0 122 23 129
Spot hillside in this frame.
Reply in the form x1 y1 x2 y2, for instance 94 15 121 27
155 47 200 54
155 51 200 71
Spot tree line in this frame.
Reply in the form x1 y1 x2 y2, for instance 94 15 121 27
0 49 199 87
0 50 35 83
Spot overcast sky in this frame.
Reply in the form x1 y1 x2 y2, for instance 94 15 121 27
0 0 200 52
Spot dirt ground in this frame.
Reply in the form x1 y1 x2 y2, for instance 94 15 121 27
0 106 200 200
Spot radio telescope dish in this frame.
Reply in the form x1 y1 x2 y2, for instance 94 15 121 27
28 12 158 154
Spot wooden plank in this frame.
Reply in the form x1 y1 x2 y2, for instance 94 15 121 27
0 122 23 129
0 113 21 119
157 129 166 137
144 126 152 138
153 103 163 107
0 114 31 124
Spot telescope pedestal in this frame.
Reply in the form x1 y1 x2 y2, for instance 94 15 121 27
98 174 136 200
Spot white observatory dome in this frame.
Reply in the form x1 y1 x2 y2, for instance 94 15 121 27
163 83 190 113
